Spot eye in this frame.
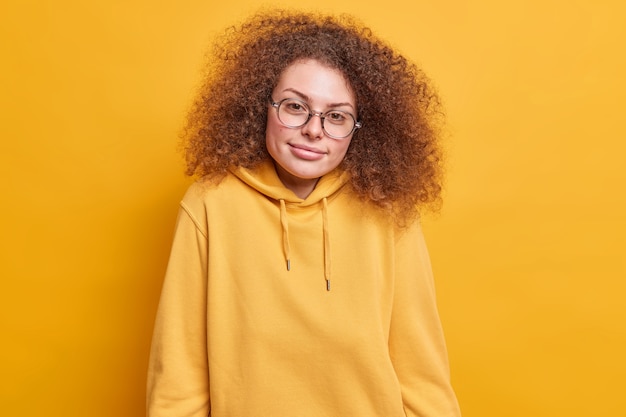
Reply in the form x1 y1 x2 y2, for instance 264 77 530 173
325 111 348 124
283 100 309 114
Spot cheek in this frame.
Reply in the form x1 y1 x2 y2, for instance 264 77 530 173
265 115 285 143
332 139 353 158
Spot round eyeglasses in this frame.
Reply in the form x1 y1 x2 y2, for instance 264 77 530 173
270 97 362 139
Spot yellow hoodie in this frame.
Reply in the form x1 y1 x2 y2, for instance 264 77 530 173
147 160 461 417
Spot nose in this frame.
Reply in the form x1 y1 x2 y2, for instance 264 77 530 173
301 112 324 139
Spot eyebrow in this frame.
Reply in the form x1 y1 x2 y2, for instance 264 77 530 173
281 88 356 110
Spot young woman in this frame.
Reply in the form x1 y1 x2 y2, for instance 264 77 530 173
147 10 461 417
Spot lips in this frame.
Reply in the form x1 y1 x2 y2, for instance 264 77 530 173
290 143 325 154
288 143 327 161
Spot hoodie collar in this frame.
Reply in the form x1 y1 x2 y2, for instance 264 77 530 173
232 159 349 206
232 159 349 291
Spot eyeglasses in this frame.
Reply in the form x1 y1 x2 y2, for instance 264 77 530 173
270 97 362 139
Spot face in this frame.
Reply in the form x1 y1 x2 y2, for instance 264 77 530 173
266 59 357 197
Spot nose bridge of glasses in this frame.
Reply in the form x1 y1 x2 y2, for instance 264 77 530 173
309 110 326 125
304 110 325 133
310 109 324 118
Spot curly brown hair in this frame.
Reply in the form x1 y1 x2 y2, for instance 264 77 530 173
182 9 444 224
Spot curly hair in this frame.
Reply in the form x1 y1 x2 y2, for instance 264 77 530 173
182 9 444 224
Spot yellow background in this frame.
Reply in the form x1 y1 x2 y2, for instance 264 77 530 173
1 0 624 416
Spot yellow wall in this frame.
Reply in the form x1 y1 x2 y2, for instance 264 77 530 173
1 1 624 416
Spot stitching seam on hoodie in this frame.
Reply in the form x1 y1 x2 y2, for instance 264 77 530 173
180 200 208 240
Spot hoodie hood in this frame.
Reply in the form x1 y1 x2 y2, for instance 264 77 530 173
232 160 350 291
232 159 349 205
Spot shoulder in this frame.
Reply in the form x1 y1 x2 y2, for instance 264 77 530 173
177 175 240 231
181 174 239 206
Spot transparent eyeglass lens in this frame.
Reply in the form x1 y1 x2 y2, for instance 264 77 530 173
277 98 356 139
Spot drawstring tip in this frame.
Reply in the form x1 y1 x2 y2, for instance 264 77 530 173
326 280 331 291
286 259 291 271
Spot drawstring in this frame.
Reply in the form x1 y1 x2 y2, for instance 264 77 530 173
322 197 331 291
279 198 332 291
279 199 291 271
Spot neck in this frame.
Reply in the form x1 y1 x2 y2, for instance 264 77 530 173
273 163 320 199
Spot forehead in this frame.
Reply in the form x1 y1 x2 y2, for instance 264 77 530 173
273 59 356 105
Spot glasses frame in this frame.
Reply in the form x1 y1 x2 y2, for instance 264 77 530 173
270 97 362 139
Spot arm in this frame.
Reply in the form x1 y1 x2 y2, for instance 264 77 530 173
147 201 210 417
389 222 461 417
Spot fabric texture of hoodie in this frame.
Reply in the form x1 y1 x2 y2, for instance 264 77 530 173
147 160 461 417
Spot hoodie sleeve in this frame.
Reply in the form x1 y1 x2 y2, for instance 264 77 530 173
389 221 461 417
146 197 210 417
